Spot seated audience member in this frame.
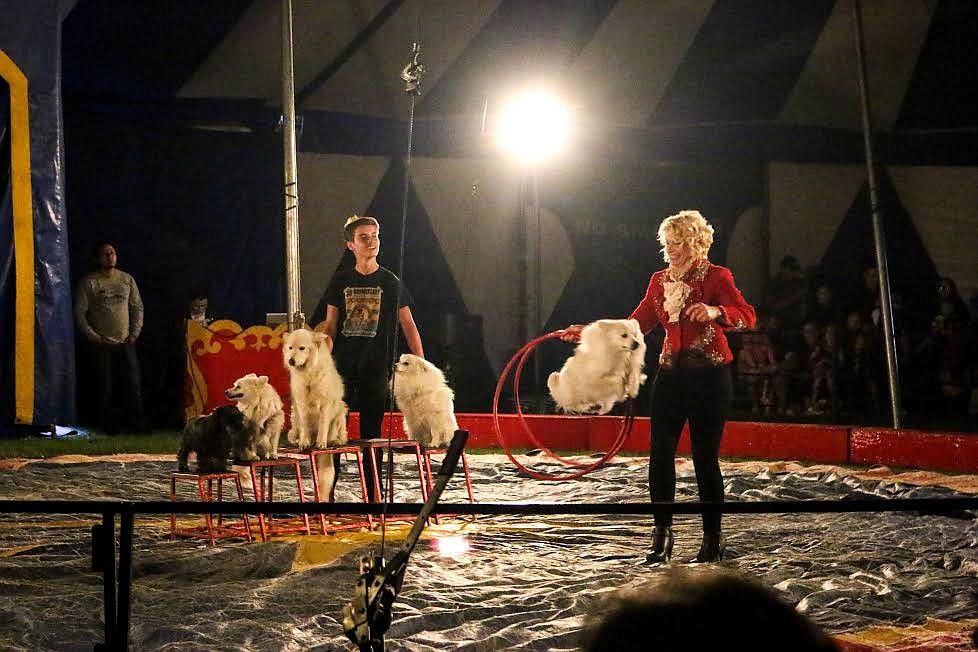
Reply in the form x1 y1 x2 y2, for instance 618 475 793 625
806 280 842 331
737 320 779 416
841 330 881 414
935 276 970 326
765 312 802 416
186 290 213 326
764 255 808 331
798 321 831 416
580 567 838 651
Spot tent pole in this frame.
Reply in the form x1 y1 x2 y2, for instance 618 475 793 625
851 0 901 428
282 0 303 330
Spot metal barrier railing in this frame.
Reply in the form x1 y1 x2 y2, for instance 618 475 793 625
2 497 976 650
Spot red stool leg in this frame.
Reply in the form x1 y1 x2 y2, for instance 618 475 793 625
197 475 218 546
232 475 253 542
251 465 267 542
308 451 327 535
292 462 311 535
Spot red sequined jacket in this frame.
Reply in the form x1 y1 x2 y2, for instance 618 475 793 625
629 259 756 368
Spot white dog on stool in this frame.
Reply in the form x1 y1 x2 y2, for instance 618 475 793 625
225 373 285 461
282 328 349 499
224 372 286 490
392 353 457 449
548 318 647 415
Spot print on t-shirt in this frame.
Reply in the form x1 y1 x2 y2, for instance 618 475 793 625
342 286 382 338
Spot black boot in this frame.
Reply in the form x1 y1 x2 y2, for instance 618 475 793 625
688 532 725 563
645 526 674 564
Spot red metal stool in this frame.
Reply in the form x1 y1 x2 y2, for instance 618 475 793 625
421 447 476 523
352 439 428 523
279 446 372 534
244 458 311 541
170 471 252 545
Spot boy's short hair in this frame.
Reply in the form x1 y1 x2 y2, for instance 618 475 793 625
343 215 380 242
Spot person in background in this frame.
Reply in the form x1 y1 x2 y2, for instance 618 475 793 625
562 210 755 564
580 567 838 651
74 240 147 433
763 254 807 332
187 290 212 326
317 215 424 501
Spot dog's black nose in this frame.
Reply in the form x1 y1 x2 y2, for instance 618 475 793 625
631 341 639 350
288 358 295 366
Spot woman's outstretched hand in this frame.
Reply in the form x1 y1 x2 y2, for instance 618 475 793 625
558 324 585 343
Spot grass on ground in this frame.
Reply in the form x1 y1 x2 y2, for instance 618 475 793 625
0 430 184 459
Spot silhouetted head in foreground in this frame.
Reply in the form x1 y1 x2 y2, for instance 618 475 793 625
580 568 838 651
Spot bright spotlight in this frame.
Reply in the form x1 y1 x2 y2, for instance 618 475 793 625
496 91 569 166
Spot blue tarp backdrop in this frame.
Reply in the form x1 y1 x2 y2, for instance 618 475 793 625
0 0 75 428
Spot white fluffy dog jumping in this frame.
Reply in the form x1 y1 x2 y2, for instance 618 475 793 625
224 373 285 461
392 353 457 449
283 328 349 499
548 318 648 415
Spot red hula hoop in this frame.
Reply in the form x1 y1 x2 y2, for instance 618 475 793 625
492 331 636 481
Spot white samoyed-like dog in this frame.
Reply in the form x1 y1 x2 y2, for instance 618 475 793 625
548 318 648 415
224 373 285 461
392 353 457 449
282 328 349 499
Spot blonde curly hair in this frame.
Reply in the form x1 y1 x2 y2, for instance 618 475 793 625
657 210 714 263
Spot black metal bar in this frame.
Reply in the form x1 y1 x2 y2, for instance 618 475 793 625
95 512 116 650
3 497 976 516
117 511 134 651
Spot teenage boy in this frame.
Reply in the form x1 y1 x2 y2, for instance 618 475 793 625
318 215 424 501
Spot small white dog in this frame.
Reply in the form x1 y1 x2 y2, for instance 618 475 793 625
548 318 647 415
392 353 457 449
224 373 285 461
283 328 349 499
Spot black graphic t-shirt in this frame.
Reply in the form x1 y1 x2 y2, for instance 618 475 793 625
325 266 413 381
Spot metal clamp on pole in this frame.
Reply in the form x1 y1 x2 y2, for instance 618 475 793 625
342 429 468 651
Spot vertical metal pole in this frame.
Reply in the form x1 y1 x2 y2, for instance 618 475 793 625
532 172 543 396
282 0 303 330
517 179 529 351
851 0 901 428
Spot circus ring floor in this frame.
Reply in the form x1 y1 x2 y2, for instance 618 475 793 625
1 419 977 651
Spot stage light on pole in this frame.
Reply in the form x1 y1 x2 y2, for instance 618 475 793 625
494 90 570 405
495 91 570 166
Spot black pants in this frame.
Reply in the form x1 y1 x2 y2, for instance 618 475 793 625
649 364 731 534
92 341 146 433
345 374 391 502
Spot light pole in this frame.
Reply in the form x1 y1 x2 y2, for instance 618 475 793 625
496 90 570 402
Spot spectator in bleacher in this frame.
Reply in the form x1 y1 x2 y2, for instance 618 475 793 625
736 320 779 416
806 280 842 331
841 328 882 415
763 255 808 332
798 321 831 416
764 312 802 416
851 264 881 329
935 277 970 326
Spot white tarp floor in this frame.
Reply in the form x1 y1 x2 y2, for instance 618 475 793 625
0 452 976 651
